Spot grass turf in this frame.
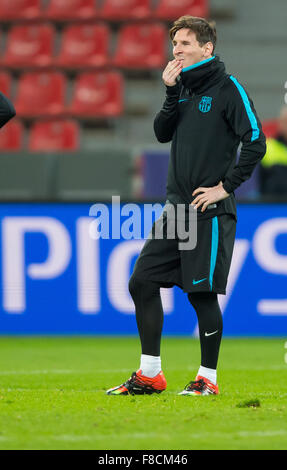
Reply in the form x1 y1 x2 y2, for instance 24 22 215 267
0 336 286 450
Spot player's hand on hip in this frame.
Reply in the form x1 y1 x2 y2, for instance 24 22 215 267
191 182 230 212
162 60 183 87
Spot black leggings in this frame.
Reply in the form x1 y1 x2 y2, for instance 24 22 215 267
129 275 223 369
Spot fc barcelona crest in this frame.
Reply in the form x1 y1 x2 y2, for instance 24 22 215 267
199 96 212 113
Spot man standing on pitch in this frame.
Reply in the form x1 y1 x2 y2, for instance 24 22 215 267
107 16 266 396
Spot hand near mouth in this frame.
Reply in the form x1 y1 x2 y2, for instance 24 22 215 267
162 59 183 86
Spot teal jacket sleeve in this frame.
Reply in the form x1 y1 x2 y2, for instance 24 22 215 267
222 76 266 193
153 82 181 143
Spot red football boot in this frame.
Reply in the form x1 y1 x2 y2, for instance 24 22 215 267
178 375 219 396
106 369 167 395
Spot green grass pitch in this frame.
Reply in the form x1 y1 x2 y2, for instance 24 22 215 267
0 336 286 450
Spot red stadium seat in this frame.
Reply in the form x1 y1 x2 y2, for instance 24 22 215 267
154 0 209 20
69 72 123 117
3 24 54 68
15 72 66 117
100 0 150 20
0 72 12 97
113 23 167 68
0 0 41 20
0 120 23 151
29 120 79 151
262 119 279 138
45 0 96 20
56 24 109 68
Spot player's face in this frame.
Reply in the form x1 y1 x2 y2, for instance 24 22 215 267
172 29 212 69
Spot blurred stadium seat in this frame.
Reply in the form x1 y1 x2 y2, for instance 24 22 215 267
0 120 23 151
154 0 209 19
3 24 54 68
45 0 96 20
69 72 123 117
15 72 66 117
262 119 279 138
113 23 167 68
0 0 42 20
100 0 151 20
29 120 79 151
0 72 12 97
56 24 110 68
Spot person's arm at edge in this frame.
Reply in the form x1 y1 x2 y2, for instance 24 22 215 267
0 92 16 129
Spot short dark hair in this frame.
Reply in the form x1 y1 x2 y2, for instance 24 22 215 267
169 16 217 53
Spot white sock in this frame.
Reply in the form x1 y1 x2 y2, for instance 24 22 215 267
140 354 161 378
198 366 217 385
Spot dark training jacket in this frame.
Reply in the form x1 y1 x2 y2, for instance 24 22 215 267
154 55 266 220
0 92 16 129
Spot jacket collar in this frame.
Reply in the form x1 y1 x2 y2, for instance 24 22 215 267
180 55 226 94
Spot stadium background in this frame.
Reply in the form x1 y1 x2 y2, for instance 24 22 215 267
0 0 286 337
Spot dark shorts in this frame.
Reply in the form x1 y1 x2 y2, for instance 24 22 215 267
131 208 236 295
